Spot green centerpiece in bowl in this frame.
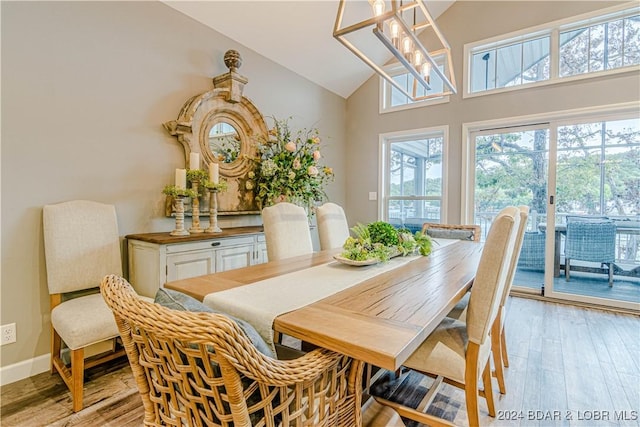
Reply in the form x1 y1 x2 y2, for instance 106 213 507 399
335 221 433 265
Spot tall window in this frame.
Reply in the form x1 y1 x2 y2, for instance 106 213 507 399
380 127 447 231
465 4 639 97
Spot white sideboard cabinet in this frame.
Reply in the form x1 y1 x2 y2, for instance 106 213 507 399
126 226 266 298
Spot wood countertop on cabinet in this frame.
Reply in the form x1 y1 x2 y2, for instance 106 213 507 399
125 226 264 244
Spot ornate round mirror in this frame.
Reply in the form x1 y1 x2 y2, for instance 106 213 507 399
164 49 268 214
208 121 240 164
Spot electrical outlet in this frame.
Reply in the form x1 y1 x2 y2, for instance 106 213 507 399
1 323 16 345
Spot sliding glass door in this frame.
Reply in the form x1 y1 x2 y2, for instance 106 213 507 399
551 117 640 307
472 125 549 294
469 111 639 310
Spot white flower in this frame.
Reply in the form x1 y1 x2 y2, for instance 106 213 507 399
261 159 278 177
288 171 296 180
245 180 254 190
308 166 319 176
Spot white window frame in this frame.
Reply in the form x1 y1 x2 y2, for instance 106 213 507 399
378 126 449 223
379 60 450 114
463 3 640 99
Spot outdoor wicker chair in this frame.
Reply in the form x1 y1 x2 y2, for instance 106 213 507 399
100 274 408 427
564 216 616 286
517 232 546 271
421 223 481 242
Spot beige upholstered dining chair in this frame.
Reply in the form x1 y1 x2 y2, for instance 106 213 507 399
262 202 313 261
400 206 520 427
101 274 408 427
316 202 350 250
421 222 481 242
43 200 126 412
447 206 529 395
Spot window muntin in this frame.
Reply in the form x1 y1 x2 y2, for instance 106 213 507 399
465 5 639 98
382 129 446 230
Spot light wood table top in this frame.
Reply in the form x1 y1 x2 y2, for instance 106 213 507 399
166 241 483 371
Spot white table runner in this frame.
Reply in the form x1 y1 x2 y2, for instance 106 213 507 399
203 238 456 352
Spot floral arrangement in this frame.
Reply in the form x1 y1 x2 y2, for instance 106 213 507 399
247 117 334 211
340 221 433 262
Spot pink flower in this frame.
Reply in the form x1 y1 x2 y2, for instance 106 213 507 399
285 141 296 152
293 158 301 169
313 150 321 161
308 166 319 176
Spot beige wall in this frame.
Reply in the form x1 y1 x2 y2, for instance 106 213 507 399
345 1 639 225
0 1 346 368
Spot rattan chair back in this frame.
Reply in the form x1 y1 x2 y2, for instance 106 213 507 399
100 274 360 427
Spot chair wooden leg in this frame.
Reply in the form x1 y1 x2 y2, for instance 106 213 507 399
565 258 571 281
482 361 496 417
71 348 85 412
464 343 481 427
608 263 613 287
491 320 506 394
51 327 61 375
500 326 509 368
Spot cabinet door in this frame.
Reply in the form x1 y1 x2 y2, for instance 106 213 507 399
167 250 215 282
216 245 253 272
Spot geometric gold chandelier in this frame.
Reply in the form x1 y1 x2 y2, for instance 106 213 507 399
333 0 457 101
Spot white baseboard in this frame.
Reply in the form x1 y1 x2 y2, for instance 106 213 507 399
0 340 117 386
0 354 50 386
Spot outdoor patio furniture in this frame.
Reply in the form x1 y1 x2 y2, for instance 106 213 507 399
565 216 616 286
517 232 546 271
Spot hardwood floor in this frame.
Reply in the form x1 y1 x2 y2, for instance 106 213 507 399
1 297 638 426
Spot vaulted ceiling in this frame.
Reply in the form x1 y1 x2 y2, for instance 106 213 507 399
163 1 455 99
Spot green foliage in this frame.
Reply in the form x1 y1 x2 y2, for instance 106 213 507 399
339 222 433 262
248 117 334 212
186 169 209 186
162 185 197 199
204 179 229 192
367 221 400 246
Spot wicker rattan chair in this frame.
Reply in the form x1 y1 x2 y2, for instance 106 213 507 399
421 223 481 242
517 232 546 271
101 275 407 427
564 216 616 286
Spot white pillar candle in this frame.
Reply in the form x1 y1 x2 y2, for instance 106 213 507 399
209 162 219 184
189 152 200 170
175 168 187 189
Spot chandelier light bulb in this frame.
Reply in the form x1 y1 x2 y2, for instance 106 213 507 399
390 20 400 37
390 20 400 48
372 0 385 17
414 50 423 67
402 36 412 54
421 62 431 83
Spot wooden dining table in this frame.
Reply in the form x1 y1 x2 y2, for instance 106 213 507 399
165 239 483 372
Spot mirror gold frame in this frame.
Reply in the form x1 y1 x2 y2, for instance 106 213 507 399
164 50 267 215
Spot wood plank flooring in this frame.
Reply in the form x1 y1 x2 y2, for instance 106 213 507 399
1 297 638 426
